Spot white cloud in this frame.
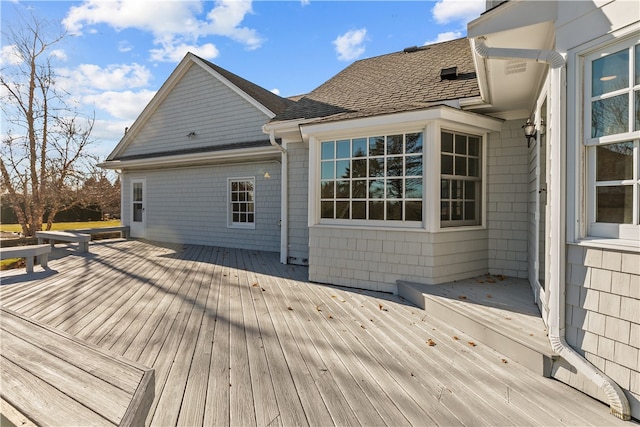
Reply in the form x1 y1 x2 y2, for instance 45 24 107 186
432 0 484 25
424 30 463 45
63 0 263 62
118 40 133 53
333 28 367 61
58 63 152 92
83 89 156 121
270 88 280 95
49 49 68 61
150 42 219 63
0 45 23 65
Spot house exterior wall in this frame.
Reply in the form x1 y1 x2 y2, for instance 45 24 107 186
486 120 529 278
308 227 488 293
121 161 281 252
121 64 271 158
565 244 640 416
555 0 639 418
286 140 310 265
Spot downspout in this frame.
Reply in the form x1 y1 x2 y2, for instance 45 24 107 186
269 130 288 264
474 38 631 420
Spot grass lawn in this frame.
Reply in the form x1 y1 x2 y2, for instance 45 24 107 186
1 220 122 270
1 220 122 233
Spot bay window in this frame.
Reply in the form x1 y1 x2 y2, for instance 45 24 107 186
585 39 640 240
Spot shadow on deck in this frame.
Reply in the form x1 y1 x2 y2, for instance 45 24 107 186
398 276 558 377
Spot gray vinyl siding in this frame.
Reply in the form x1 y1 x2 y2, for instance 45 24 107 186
286 141 309 265
309 227 488 293
121 162 281 252
121 64 271 158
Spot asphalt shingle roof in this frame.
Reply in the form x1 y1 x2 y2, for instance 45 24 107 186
271 37 480 124
196 55 295 116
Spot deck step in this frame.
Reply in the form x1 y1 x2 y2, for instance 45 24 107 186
397 277 558 377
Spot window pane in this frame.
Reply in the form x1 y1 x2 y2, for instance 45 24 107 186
636 44 640 85
336 160 350 179
387 135 403 155
441 154 453 175
636 90 640 131
405 178 422 199
455 156 466 176
464 202 476 221
369 201 384 219
451 180 463 199
336 180 349 198
321 201 334 218
369 180 384 198
353 138 367 157
337 140 350 158
405 201 422 221
387 179 403 199
369 158 384 177
405 155 422 176
442 132 453 152
336 201 350 219
452 201 463 220
468 137 480 156
386 201 402 220
596 186 633 223
133 203 143 222
352 180 367 198
369 136 385 156
133 183 143 201
592 48 629 97
440 201 450 221
321 161 334 179
455 135 467 154
352 159 367 178
469 158 479 177
352 201 366 219
321 181 334 198
387 156 403 176
321 141 334 160
592 94 629 137
596 142 633 181
441 180 450 199
465 181 476 199
406 133 423 154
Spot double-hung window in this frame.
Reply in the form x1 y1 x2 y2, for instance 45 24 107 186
585 39 640 240
320 133 423 223
228 177 255 228
440 131 482 227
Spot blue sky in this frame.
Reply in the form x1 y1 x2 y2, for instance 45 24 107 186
1 0 485 159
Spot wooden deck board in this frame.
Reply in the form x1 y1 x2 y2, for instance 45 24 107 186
0 239 629 427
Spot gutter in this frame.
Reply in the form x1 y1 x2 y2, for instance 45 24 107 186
474 37 631 420
269 130 288 264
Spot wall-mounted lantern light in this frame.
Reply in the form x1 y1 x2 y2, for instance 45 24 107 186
522 119 536 147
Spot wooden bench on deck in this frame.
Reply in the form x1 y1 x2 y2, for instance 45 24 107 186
71 225 130 239
0 245 51 273
0 308 155 427
36 231 91 253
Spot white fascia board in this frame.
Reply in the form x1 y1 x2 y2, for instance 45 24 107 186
299 107 503 141
190 55 276 119
99 145 281 170
468 0 556 39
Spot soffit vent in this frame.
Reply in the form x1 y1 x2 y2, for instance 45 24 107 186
505 60 527 75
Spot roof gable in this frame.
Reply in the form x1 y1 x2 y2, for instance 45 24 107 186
271 38 479 124
107 53 293 161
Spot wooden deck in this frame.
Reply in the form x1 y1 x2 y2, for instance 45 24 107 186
0 239 628 426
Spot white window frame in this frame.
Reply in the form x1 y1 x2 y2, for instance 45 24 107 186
583 36 640 242
227 177 256 229
303 107 499 233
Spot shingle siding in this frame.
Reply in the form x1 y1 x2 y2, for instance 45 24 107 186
487 120 529 278
121 64 271 159
566 244 640 411
286 141 309 265
121 162 281 252
309 227 488 293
